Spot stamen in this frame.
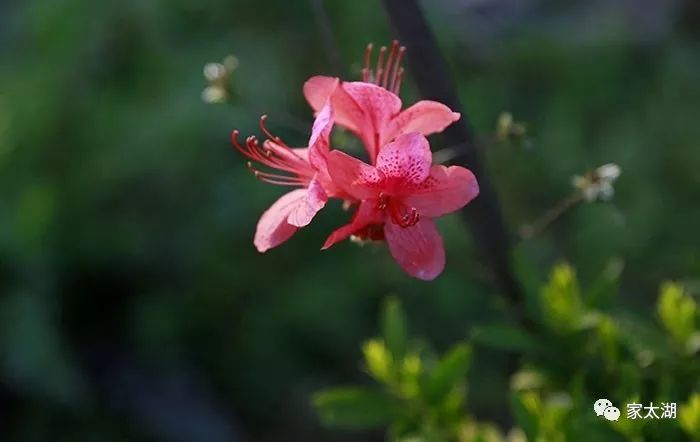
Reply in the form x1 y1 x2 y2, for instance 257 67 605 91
259 115 287 147
376 193 389 210
382 40 399 88
231 116 315 187
404 208 419 227
363 43 373 83
388 200 419 228
375 46 387 86
392 68 404 95
247 162 306 186
389 47 405 93
361 40 406 93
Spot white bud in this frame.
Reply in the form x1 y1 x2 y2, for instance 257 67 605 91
203 63 226 81
202 86 226 103
596 163 621 181
572 163 621 202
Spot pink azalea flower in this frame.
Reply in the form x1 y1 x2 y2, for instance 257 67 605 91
232 101 338 252
303 41 461 163
322 132 479 280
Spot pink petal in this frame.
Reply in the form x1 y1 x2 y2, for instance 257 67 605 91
326 150 384 200
287 177 328 228
405 165 479 217
307 101 334 171
254 189 308 252
384 218 445 281
342 82 402 160
342 82 402 129
303 76 365 134
322 200 384 249
376 132 432 187
384 100 460 144
291 147 309 162
303 76 337 110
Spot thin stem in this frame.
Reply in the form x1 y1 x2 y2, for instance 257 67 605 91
519 192 583 240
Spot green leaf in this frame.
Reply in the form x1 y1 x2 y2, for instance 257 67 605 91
595 315 619 369
511 392 540 441
657 281 696 345
397 352 422 398
423 343 471 404
680 393 700 440
471 324 535 352
540 263 583 334
382 297 408 362
313 387 398 430
362 339 392 383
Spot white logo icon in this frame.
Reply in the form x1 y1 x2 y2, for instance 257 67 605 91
594 398 613 416
594 398 620 421
604 406 621 421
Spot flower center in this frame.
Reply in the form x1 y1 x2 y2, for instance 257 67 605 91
377 193 419 228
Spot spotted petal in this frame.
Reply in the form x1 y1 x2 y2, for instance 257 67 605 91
384 100 460 145
376 132 432 188
405 165 479 218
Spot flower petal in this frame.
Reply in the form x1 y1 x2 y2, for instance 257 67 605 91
307 101 334 171
322 200 383 249
343 82 402 130
384 100 460 144
404 165 479 217
287 177 328 227
376 132 432 187
303 75 337 110
327 150 384 199
343 82 402 160
384 218 445 281
303 76 365 134
290 147 309 162
254 189 308 252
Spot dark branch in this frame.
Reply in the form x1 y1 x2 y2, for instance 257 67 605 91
380 0 535 429
380 0 524 311
309 0 345 77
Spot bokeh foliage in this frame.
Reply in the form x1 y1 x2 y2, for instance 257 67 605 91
315 269 700 442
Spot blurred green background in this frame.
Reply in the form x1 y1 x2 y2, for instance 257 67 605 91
1 0 699 441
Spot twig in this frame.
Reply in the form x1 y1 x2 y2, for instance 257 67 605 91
309 0 345 76
380 0 532 427
519 192 583 240
380 0 525 315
